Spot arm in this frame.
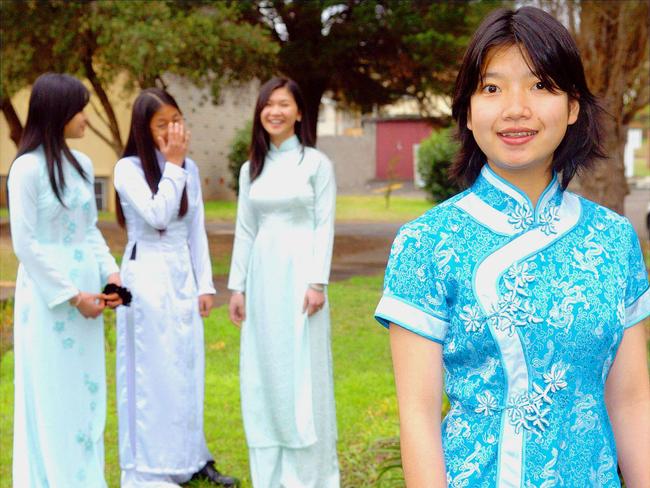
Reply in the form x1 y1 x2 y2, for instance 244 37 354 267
227 163 258 326
227 162 258 293
187 163 216 296
390 323 447 487
113 157 188 230
8 156 79 308
303 155 336 316
309 153 336 285
606 320 650 487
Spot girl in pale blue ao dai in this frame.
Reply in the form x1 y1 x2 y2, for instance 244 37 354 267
113 88 237 488
375 7 650 488
9 73 122 487
228 77 339 487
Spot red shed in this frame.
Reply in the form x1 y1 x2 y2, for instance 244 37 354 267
374 118 434 180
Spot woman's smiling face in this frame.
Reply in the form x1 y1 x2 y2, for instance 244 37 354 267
260 86 301 147
467 44 579 178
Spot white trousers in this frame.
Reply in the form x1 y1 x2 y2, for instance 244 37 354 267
249 443 340 488
120 469 193 488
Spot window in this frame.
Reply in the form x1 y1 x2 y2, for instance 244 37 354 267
94 177 108 211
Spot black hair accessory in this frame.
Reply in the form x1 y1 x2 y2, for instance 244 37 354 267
102 283 133 307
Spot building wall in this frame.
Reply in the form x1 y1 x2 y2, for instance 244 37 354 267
166 77 260 201
316 122 375 192
375 120 433 180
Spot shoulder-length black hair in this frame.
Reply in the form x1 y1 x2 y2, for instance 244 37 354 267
450 6 605 189
249 77 314 181
116 87 188 228
14 73 90 205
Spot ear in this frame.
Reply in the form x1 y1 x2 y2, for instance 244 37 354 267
567 98 579 125
297 110 302 123
466 108 473 131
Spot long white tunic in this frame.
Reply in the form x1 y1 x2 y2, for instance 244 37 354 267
9 148 118 488
228 136 338 466
114 154 215 476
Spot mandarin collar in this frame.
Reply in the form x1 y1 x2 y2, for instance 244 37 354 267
471 164 563 234
269 135 300 153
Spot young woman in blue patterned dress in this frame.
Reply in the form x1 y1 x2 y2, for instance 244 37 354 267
375 7 650 487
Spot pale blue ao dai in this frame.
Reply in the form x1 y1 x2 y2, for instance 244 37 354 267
228 135 340 487
9 148 119 487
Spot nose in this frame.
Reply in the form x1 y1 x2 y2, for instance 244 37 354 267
501 88 532 120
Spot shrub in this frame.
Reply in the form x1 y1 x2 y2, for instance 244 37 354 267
417 127 460 202
227 121 252 195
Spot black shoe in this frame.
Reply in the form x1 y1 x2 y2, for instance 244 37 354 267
192 461 240 487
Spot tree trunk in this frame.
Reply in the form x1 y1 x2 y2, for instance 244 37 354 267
291 75 327 143
81 35 124 156
1 97 23 147
572 0 649 214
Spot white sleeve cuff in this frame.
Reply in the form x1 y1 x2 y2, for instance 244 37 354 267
374 294 449 344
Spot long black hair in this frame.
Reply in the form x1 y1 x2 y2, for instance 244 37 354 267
13 73 90 205
450 6 606 189
249 77 314 181
116 88 188 228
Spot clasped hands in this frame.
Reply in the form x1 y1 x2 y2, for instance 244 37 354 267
70 273 123 319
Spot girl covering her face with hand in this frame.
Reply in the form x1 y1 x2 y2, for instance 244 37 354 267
375 7 650 488
228 77 340 487
8 72 121 487
113 88 237 488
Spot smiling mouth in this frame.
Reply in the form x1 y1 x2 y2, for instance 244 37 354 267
497 130 538 137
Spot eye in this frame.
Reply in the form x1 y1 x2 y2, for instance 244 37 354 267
534 81 547 90
481 84 499 94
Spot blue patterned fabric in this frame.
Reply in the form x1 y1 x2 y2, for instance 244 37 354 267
375 165 649 487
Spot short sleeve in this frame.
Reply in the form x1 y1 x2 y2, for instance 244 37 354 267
374 220 450 343
623 223 649 328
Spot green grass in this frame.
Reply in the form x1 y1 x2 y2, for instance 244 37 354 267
0 275 399 487
97 195 433 225
335 195 433 222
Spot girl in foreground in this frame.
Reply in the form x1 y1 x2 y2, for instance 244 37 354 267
114 88 237 487
9 73 121 487
375 7 650 487
228 77 339 487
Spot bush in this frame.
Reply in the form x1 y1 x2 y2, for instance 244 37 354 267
417 127 460 202
227 121 252 195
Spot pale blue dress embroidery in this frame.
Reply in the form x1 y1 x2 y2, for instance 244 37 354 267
375 165 650 488
9 148 119 488
228 135 340 487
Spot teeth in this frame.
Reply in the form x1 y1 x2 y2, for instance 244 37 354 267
500 131 536 137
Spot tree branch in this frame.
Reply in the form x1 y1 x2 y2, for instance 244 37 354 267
1 97 23 147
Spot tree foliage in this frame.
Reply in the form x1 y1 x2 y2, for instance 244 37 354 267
0 0 278 153
227 121 253 195
232 0 497 139
417 127 460 202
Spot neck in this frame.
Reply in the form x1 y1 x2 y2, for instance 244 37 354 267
270 132 295 148
487 163 552 208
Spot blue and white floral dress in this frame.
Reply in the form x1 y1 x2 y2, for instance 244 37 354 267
375 165 649 488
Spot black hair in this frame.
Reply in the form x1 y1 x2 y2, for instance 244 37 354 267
116 87 188 228
249 77 314 181
450 6 605 189
13 73 90 205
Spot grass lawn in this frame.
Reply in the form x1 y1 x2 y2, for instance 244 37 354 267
3 195 431 223
0 275 402 487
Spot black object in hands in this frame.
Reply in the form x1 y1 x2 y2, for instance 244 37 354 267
102 283 133 307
